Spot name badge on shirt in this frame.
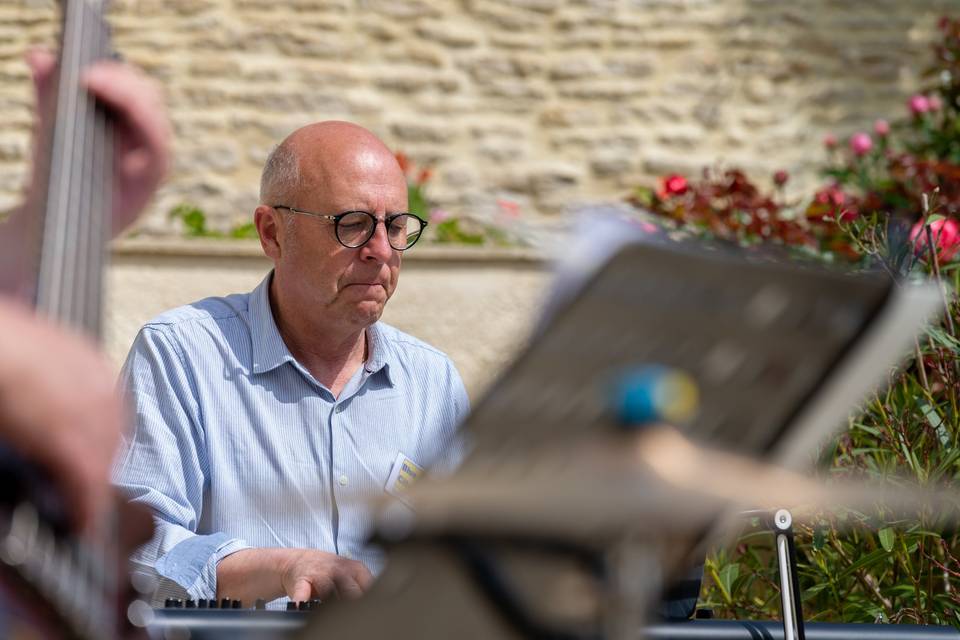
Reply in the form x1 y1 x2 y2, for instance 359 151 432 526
385 452 424 505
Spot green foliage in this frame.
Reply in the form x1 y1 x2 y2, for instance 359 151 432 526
168 204 257 239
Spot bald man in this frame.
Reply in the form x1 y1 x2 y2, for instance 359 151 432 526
113 121 469 607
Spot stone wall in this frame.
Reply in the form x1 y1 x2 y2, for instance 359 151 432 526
0 0 956 231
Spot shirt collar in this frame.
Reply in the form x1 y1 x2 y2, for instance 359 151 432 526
364 322 394 386
249 272 296 374
249 271 394 387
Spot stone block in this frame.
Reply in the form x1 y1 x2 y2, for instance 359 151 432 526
476 140 529 162
507 0 562 12
384 42 449 68
415 20 483 49
655 124 706 151
590 155 635 178
604 55 655 79
460 54 546 82
526 162 584 197
358 0 443 20
548 58 603 81
469 123 526 140
0 132 26 162
556 80 649 101
179 144 240 174
188 59 243 79
479 80 549 100
488 32 545 50
553 28 609 50
0 166 26 192
538 107 603 129
470 2 542 31
374 68 461 94
389 121 456 144
641 148 701 176
356 17 406 43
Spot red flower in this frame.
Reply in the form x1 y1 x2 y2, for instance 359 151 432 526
659 174 688 198
873 119 890 137
395 151 411 174
910 218 960 263
773 170 789 187
814 186 846 207
823 133 838 149
417 168 433 184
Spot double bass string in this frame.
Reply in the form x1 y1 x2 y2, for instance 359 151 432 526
37 0 84 322
38 0 111 336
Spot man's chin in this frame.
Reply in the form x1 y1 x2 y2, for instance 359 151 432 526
349 302 385 326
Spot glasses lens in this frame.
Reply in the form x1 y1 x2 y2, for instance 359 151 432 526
388 214 424 250
336 212 375 247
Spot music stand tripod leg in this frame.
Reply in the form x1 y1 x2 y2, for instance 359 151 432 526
773 508 806 640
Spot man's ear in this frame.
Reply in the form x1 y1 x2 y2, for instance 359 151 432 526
255 205 283 260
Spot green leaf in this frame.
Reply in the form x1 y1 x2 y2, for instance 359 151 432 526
878 527 895 552
813 527 827 551
168 203 213 237
717 563 740 599
229 222 258 239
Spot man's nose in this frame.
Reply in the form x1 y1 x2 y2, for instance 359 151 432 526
360 219 394 262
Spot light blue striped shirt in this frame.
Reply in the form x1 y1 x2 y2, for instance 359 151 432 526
113 273 469 603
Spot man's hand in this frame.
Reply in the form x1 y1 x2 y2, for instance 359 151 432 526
25 49 171 235
217 548 374 603
280 548 374 601
0 299 127 533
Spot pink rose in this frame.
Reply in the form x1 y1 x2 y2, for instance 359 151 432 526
873 119 890 137
910 218 960 263
849 132 873 156
929 95 943 112
908 94 931 116
823 133 838 149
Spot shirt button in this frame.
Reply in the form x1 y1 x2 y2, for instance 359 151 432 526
338 475 349 486
335 404 345 413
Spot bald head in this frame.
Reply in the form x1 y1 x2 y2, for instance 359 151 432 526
259 121 404 208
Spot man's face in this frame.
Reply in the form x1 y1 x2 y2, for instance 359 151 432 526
273 149 408 333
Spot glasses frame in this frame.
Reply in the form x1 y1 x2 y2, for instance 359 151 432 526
272 205 428 251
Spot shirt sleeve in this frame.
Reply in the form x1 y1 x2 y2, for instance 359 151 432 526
112 326 250 601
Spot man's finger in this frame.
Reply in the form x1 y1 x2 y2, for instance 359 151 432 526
353 563 374 592
82 62 171 172
289 578 312 603
333 574 364 600
25 48 56 96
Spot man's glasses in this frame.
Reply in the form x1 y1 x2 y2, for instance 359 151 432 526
273 206 428 251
